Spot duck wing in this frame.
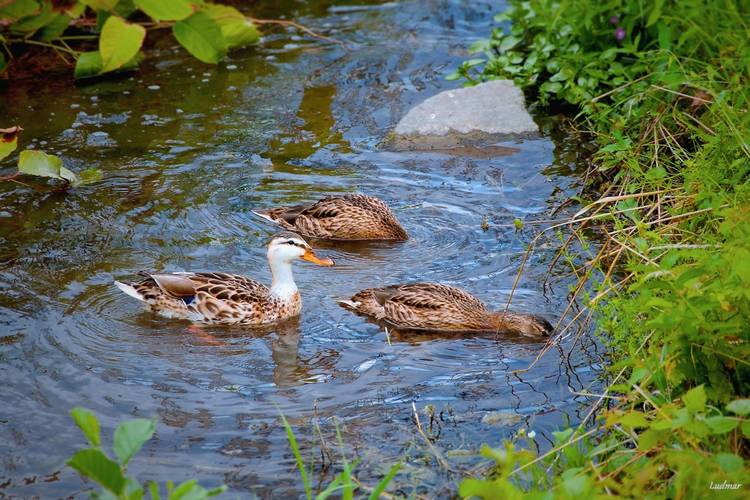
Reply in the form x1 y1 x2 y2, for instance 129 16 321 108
343 283 489 331
255 194 407 240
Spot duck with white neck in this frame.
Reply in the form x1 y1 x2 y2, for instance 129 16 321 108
114 232 334 326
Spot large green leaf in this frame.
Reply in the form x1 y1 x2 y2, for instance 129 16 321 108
18 150 78 184
204 3 259 48
68 448 126 495
0 126 21 162
70 407 101 447
99 15 145 72
134 0 192 21
113 418 155 466
172 11 226 64
0 0 39 21
682 385 706 413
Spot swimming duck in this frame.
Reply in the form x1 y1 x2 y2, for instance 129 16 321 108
114 232 334 325
253 193 408 241
339 283 552 337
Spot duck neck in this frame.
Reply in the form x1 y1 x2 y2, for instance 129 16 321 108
269 258 298 300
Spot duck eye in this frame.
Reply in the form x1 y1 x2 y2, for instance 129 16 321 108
286 240 296 245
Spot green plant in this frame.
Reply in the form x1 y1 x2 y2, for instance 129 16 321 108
68 407 226 499
0 0 260 78
1 125 100 187
454 0 750 497
279 412 401 500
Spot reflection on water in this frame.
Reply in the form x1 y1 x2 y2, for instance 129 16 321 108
0 0 603 497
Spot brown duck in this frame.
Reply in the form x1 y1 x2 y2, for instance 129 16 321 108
253 193 408 241
339 283 552 337
114 232 334 326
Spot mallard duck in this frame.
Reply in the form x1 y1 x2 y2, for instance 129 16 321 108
114 232 334 325
253 193 408 241
339 283 552 337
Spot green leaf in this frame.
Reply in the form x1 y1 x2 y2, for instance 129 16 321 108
70 407 101 447
705 416 738 434
647 0 665 27
81 0 119 10
38 14 71 41
134 0 192 21
172 11 226 64
148 481 161 500
618 411 649 429
715 453 744 473
166 480 225 500
99 15 145 73
0 0 40 21
113 418 156 466
75 51 103 78
204 3 259 48
75 50 141 79
726 399 750 416
67 448 126 495
0 126 21 162
367 462 400 500
18 149 78 184
682 385 706 413
0 52 5 73
11 0 55 33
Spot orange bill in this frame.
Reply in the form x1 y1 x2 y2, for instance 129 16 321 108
302 248 335 266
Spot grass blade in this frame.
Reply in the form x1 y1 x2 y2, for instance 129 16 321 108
368 462 401 500
280 412 312 500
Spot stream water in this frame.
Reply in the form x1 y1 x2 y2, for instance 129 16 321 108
0 0 604 497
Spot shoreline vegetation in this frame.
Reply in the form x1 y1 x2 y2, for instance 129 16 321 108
452 0 750 497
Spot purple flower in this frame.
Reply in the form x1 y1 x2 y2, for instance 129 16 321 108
610 15 620 25
615 27 626 41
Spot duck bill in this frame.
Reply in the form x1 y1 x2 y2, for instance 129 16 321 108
302 249 334 266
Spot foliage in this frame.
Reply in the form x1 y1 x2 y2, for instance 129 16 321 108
1 125 100 186
68 407 226 499
279 412 401 500
0 0 259 79
455 0 750 497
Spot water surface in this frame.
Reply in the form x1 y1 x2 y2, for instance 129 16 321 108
0 0 603 496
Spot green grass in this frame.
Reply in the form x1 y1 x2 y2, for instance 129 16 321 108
279 411 402 500
452 0 750 497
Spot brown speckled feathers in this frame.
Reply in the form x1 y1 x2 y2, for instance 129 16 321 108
256 194 408 240
129 272 300 325
342 283 552 337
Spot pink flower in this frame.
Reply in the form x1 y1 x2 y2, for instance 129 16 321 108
615 27 626 41
610 15 620 25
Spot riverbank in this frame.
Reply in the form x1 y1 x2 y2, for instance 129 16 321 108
456 0 750 496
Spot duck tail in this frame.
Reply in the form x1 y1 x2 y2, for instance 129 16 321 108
251 209 277 224
114 281 145 302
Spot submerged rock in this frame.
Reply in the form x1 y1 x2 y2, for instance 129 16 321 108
389 80 538 150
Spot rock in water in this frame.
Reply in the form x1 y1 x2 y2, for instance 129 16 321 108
389 80 538 150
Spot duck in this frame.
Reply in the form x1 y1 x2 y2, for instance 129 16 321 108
253 193 408 241
339 283 552 338
114 232 334 326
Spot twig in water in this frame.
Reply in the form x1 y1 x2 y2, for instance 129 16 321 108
248 17 346 46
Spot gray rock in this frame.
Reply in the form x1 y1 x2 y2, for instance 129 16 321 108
389 80 538 150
